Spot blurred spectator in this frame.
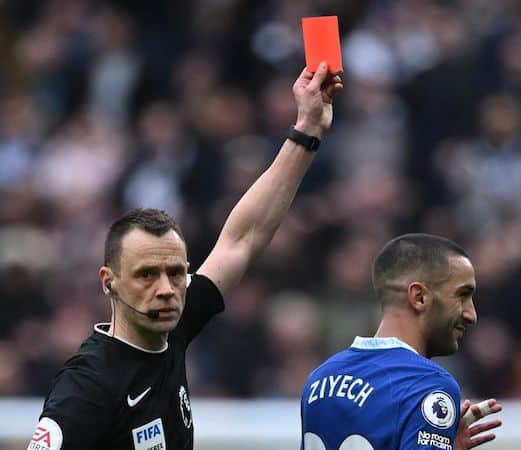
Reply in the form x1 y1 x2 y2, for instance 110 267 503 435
257 291 322 397
14 0 95 129
87 8 142 128
31 114 126 219
435 94 521 232
498 28 521 95
0 341 27 395
117 101 194 217
464 318 516 398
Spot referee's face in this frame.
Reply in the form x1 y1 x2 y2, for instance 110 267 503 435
116 228 188 337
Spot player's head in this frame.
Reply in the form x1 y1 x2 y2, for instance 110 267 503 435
372 233 477 357
100 208 189 339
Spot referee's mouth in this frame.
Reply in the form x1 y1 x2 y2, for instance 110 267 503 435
156 307 180 318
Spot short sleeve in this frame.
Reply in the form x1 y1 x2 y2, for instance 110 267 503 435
398 373 461 450
29 367 112 450
173 273 225 345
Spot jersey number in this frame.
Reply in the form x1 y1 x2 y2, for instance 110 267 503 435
304 432 374 450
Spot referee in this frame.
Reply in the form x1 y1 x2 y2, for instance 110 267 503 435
27 63 342 450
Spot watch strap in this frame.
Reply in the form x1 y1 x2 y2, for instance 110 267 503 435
287 126 321 151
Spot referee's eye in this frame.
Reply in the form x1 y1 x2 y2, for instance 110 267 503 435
138 269 154 280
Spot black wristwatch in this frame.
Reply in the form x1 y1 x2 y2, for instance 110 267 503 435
287 126 321 151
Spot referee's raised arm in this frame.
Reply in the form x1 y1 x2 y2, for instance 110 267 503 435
197 62 343 298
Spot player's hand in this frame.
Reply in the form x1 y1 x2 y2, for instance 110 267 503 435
455 399 502 450
293 62 343 139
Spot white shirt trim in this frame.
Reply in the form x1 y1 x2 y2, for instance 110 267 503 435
351 336 418 354
94 323 168 354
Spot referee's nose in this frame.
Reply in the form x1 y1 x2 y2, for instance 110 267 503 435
156 273 175 300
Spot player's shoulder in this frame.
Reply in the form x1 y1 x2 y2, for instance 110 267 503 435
397 358 461 436
344 338 461 422
374 343 459 394
390 346 456 384
351 337 455 378
386 350 460 420
411 354 456 385
305 337 457 393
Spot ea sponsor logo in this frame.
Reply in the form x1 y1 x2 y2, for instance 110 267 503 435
32 427 51 447
27 418 63 450
179 385 192 428
421 391 456 429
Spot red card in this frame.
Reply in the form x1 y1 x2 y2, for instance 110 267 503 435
302 16 343 73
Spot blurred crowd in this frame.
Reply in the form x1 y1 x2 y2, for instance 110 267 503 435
0 0 521 400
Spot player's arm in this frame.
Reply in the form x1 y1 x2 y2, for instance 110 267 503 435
197 63 342 297
398 373 461 450
455 398 502 450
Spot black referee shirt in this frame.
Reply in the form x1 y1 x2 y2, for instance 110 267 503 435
28 274 224 450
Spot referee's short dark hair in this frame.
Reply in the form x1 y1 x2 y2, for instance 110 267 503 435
104 208 185 273
372 233 469 304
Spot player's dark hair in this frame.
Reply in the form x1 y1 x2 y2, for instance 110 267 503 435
372 233 468 304
104 208 184 273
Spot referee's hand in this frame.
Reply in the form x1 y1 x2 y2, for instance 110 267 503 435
293 61 343 139
455 398 502 450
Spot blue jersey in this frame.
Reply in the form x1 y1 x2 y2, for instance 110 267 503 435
300 337 461 450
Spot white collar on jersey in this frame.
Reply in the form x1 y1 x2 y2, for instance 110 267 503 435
94 323 169 354
351 336 418 354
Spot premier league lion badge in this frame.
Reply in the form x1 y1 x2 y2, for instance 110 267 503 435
421 391 456 429
179 385 192 428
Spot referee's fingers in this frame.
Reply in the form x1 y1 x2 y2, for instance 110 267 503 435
307 62 329 92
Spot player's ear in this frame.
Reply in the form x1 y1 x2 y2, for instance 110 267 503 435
407 282 429 313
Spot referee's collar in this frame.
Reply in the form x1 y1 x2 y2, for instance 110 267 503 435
94 323 169 353
351 336 418 354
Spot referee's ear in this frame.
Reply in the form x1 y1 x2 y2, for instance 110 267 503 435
99 266 114 295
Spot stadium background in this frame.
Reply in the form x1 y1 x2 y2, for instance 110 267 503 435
0 0 520 448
